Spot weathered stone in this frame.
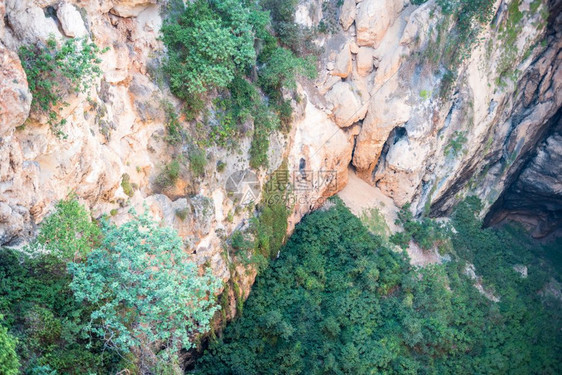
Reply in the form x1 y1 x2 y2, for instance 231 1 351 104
111 0 157 17
0 44 31 135
340 0 357 31
325 82 368 128
57 3 89 38
356 47 375 76
5 0 62 44
356 0 403 47
331 42 352 78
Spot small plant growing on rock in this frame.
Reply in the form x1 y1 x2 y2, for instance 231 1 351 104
155 158 182 189
121 173 135 197
19 37 105 138
189 147 207 177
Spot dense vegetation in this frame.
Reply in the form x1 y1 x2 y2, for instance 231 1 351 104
19 37 105 138
194 198 562 374
0 198 220 374
161 0 316 168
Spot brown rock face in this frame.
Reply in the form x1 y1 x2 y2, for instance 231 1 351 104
0 44 31 136
339 0 356 31
325 82 368 128
111 0 158 17
356 0 403 47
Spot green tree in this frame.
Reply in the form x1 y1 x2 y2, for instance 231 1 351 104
0 316 19 375
69 211 222 365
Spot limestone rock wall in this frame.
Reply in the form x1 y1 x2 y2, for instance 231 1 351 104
293 0 561 236
0 0 289 301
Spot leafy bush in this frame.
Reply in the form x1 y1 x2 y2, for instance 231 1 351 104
390 203 449 250
69 211 222 365
162 0 316 168
155 158 182 188
121 173 135 197
19 37 105 138
444 130 468 156
189 147 207 177
30 196 101 262
258 47 316 95
162 99 183 145
161 0 256 100
0 316 19 375
0 249 123 374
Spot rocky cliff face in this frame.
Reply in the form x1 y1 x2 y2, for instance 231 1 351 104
0 0 279 306
292 0 562 236
0 0 560 305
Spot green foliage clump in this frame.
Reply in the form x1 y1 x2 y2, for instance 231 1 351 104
161 0 257 99
162 99 183 145
0 197 122 373
121 173 135 197
444 130 468 156
360 207 390 239
189 147 207 177
69 211 222 364
31 196 101 262
390 203 449 251
156 158 182 188
19 37 105 138
162 0 316 168
193 198 562 374
0 316 19 375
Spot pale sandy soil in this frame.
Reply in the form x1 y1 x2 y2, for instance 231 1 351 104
337 170 400 232
337 169 440 266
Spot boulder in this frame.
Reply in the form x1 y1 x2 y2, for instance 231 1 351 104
5 0 62 44
331 42 352 78
356 0 402 47
340 0 357 31
325 81 368 128
356 47 375 76
57 3 89 38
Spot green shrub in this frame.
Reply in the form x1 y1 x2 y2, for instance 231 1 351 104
444 130 468 157
389 203 450 250
189 148 207 177
216 160 226 173
0 316 19 375
31 196 101 262
120 173 134 197
0 249 123 373
161 99 183 145
156 158 181 188
161 0 256 100
162 0 317 163
360 207 390 239
19 37 105 138
258 47 317 95
69 211 222 366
